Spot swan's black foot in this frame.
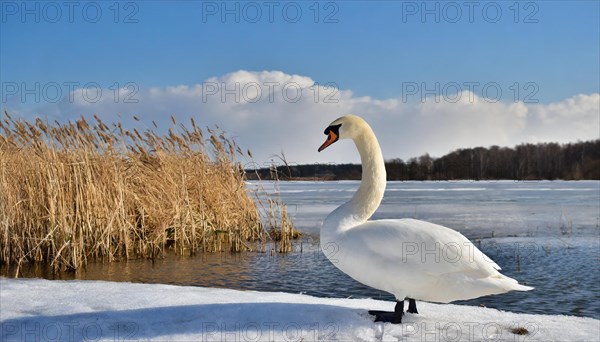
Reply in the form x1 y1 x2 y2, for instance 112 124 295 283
369 300 404 324
407 298 418 314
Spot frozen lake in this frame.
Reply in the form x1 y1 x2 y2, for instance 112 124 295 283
4 181 599 318
269 180 600 239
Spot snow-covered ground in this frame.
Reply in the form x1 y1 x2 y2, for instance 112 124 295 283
1 279 597 341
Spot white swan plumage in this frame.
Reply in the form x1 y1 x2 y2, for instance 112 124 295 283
318 114 533 323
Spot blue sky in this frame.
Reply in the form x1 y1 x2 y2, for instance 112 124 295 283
2 1 599 100
1 1 599 163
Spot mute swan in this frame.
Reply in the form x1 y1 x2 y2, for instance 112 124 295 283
318 115 533 324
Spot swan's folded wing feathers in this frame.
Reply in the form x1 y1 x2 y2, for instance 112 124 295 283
346 218 502 278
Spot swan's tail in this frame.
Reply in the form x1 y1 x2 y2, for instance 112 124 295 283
425 273 534 303
509 283 534 291
496 273 534 292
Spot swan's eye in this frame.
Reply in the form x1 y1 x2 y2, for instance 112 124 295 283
324 124 341 136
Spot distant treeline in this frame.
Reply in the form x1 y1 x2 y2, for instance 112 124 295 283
246 140 600 181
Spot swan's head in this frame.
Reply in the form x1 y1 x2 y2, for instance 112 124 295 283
318 114 367 152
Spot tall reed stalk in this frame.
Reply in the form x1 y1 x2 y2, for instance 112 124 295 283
0 112 296 274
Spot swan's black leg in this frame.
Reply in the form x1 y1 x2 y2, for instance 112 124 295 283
368 300 404 324
407 298 418 314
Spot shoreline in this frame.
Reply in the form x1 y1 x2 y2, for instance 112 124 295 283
1 278 598 341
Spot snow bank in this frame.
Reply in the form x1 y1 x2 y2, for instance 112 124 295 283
0 278 597 341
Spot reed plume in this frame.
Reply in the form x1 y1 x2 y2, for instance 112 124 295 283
0 112 296 274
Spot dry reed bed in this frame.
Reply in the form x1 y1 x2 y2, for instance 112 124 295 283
0 112 296 274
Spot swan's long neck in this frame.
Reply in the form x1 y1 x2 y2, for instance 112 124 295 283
323 126 386 233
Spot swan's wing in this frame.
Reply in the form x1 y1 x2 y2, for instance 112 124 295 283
343 218 502 279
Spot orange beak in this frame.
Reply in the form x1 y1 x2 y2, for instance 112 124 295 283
318 131 338 152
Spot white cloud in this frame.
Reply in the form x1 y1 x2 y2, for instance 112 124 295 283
8 70 599 165
524 94 600 142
